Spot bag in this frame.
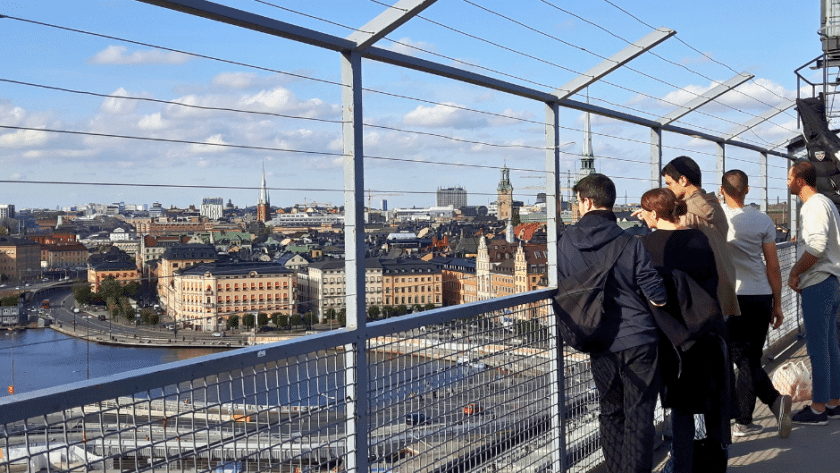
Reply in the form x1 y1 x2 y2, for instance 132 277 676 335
553 235 632 353
772 360 812 402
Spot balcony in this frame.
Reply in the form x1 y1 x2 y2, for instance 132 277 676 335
0 245 819 473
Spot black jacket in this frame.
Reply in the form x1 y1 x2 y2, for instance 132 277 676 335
558 210 667 352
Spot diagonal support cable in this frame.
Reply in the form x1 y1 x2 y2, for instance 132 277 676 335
551 27 675 100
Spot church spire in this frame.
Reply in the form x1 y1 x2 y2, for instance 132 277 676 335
257 164 270 223
259 163 270 206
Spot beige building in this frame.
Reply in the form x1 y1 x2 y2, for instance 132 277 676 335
296 259 384 320
381 258 442 308
168 262 295 331
0 236 41 284
87 260 139 293
157 244 218 313
41 243 88 270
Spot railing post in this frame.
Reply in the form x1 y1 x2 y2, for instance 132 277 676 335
760 152 768 212
651 127 662 189
341 49 369 473
545 101 565 472
715 141 726 192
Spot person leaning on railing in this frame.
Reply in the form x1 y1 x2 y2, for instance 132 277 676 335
786 160 840 425
557 173 667 473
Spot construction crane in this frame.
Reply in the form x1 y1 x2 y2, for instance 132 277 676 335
367 190 403 210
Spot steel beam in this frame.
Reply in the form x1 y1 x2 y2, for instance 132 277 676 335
347 0 438 51
133 1 796 158
725 100 795 140
651 127 663 188
658 73 754 126
553 28 675 100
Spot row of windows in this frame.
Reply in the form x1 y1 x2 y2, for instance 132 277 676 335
384 295 440 304
385 285 440 293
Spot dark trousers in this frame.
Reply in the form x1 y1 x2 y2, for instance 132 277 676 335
727 294 780 424
590 342 660 473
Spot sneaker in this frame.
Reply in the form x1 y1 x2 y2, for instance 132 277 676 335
791 406 829 425
826 404 840 419
771 394 793 438
732 422 764 437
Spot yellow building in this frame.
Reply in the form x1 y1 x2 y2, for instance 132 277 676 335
0 236 41 284
169 262 295 331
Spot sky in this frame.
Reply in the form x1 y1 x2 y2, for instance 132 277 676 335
0 0 827 211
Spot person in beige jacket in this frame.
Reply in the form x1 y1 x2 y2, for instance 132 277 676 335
660 156 740 318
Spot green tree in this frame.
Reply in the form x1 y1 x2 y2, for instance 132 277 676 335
257 312 269 327
337 308 346 327
72 284 93 306
123 281 139 297
227 314 240 329
325 308 337 326
140 308 158 325
98 277 123 304
270 312 282 327
367 305 380 321
276 314 289 330
381 305 394 318
123 305 136 323
424 303 436 311
412 304 423 313
242 313 256 329
1 294 19 306
290 314 303 328
303 312 315 328
107 297 120 319
396 304 408 316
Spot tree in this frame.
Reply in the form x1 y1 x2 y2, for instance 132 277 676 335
396 304 408 316
140 308 158 325
227 314 240 329
337 308 346 327
412 304 423 313
276 314 289 330
242 313 256 329
123 281 140 298
257 312 269 328
98 277 123 305
107 297 120 319
381 305 394 319
123 305 136 323
367 305 380 321
303 312 315 328
271 312 282 327
72 284 93 306
325 307 337 326
290 314 303 328
424 303 436 311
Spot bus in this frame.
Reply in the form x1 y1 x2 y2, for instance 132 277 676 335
42 299 50 309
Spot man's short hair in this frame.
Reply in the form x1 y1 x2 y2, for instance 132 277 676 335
791 160 817 188
573 173 616 209
661 156 702 187
722 169 748 200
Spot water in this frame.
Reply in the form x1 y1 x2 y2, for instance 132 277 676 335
0 328 224 396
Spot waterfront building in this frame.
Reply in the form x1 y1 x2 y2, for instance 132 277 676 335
296 259 384 320
138 235 190 275
171 262 295 331
157 244 218 313
88 257 139 293
0 236 40 283
40 243 88 270
436 186 467 209
431 257 477 305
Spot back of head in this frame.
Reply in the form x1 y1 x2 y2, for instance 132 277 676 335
573 173 616 209
722 169 748 201
662 156 702 187
791 160 817 188
641 188 687 224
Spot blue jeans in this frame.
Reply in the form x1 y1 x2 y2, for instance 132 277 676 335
801 275 840 403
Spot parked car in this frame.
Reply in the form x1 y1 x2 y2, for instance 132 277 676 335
463 403 483 415
404 413 427 425
212 332 223 337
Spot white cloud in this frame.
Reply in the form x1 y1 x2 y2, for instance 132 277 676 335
89 45 191 65
213 72 258 89
0 128 51 148
138 113 168 130
100 88 136 114
189 134 228 154
403 103 487 128
240 87 340 118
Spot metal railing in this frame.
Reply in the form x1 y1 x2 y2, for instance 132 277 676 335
0 243 804 473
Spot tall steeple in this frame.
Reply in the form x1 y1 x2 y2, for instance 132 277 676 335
578 92 595 182
497 160 514 221
257 164 270 222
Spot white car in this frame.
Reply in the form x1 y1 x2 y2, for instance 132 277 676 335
212 332 223 337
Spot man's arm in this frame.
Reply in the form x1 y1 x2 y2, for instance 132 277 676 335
788 251 819 293
633 239 667 306
761 241 784 329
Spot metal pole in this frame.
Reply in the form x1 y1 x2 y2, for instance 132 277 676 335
341 49 369 473
715 141 726 192
651 127 663 188
760 152 768 212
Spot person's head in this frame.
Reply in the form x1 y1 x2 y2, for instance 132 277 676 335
639 188 687 228
661 156 702 199
573 173 616 215
721 169 749 204
787 160 816 196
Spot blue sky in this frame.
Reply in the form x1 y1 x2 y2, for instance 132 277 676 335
0 0 824 210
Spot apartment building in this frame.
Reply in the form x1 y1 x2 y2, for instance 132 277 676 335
157 244 218 313
296 259 383 320
0 236 40 283
381 258 442 308
169 262 295 332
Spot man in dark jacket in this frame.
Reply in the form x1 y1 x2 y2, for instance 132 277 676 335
558 173 667 473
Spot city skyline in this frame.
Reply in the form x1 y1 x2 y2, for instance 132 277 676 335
0 1 816 210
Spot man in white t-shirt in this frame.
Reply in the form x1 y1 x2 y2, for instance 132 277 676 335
720 170 791 438
787 161 840 425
